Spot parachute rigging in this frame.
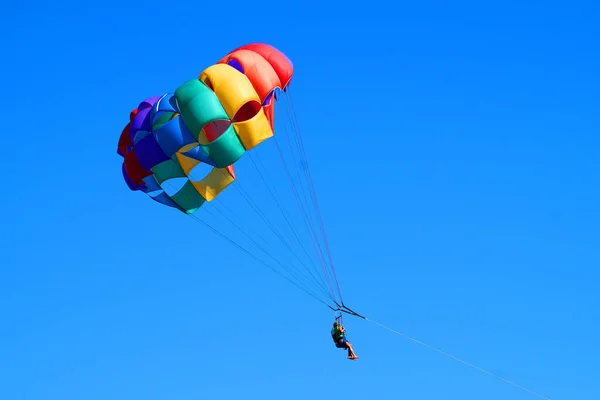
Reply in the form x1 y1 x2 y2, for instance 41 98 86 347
180 89 346 309
117 43 345 310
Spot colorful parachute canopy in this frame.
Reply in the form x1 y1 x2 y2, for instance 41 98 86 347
117 43 294 214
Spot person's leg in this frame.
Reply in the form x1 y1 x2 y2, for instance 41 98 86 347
346 342 358 359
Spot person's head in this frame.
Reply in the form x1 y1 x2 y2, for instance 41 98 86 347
333 321 340 328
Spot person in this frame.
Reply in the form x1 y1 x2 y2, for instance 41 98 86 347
331 321 359 360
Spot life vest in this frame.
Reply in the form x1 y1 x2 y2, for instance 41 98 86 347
331 327 345 342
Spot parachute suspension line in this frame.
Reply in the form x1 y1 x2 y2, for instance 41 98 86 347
222 175 333 301
277 113 340 302
363 317 551 400
246 151 335 301
211 165 336 303
161 180 332 308
284 88 344 303
198 204 330 303
188 170 282 260
272 97 340 302
184 212 332 309
272 133 338 304
275 97 343 302
278 110 332 284
209 198 272 249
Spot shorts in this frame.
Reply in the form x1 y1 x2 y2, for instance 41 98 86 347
335 336 348 349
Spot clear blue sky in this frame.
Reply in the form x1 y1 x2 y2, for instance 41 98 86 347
1 1 598 399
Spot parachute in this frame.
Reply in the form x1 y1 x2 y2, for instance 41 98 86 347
117 43 293 214
117 43 346 310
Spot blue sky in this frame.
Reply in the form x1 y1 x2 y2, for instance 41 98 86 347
1 1 598 399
